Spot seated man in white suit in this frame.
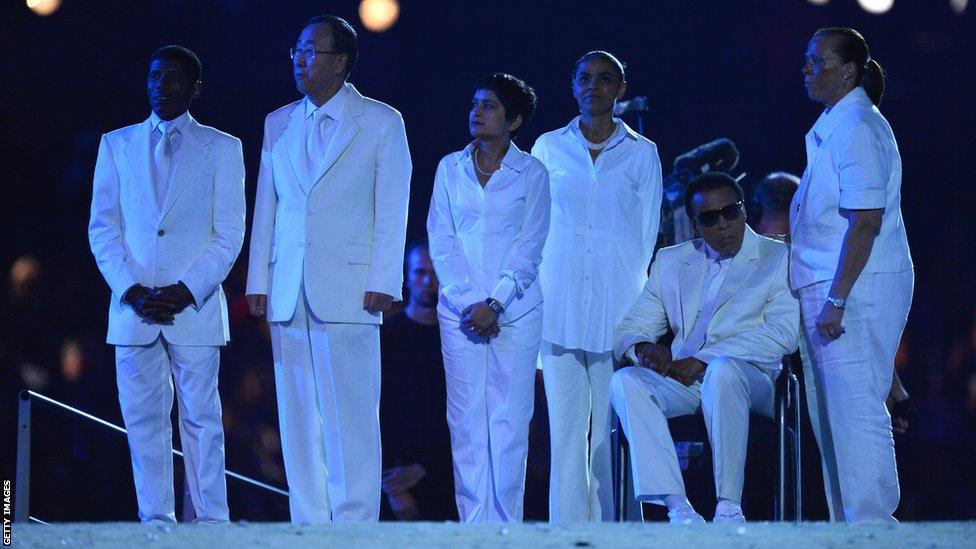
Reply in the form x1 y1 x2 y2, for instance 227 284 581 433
245 15 411 523
88 45 246 524
610 172 798 524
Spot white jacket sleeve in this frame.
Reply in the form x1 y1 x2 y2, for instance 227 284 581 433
366 111 412 300
245 115 278 296
613 255 670 361
489 163 550 309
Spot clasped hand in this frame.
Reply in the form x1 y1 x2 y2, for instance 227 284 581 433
460 302 500 338
124 283 194 323
635 342 706 386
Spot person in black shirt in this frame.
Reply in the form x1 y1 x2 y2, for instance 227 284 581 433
379 241 457 520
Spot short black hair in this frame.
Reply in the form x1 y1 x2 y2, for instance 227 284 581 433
150 45 202 82
572 50 627 84
752 172 799 216
684 172 744 219
307 15 359 77
473 73 537 138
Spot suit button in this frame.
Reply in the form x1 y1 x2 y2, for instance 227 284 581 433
157 230 165 236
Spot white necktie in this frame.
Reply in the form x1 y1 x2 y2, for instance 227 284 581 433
306 111 329 183
153 122 175 207
678 258 724 359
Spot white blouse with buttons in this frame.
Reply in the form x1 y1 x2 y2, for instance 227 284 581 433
532 117 663 353
427 141 551 323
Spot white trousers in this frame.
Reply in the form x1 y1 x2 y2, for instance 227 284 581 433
541 341 615 522
439 305 541 523
609 357 775 506
799 270 913 523
271 289 381 524
115 338 228 524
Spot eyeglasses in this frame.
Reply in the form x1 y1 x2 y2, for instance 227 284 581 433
696 201 744 227
289 47 337 62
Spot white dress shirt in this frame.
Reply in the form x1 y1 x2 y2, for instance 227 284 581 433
149 110 190 209
532 117 663 352
427 141 551 322
789 86 913 290
302 85 349 182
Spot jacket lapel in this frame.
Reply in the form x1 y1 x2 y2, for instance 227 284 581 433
122 119 158 215
160 116 211 220
282 105 311 195
308 85 363 193
711 227 760 313
678 243 707 337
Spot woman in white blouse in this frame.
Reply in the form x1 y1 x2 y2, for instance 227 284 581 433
531 51 662 522
426 73 550 523
793 28 912 523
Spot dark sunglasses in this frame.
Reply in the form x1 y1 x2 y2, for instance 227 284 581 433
696 201 744 227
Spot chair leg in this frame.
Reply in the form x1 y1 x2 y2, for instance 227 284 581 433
791 372 802 522
776 379 787 522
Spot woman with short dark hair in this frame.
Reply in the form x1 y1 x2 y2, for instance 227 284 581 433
426 73 550 523
793 27 913 523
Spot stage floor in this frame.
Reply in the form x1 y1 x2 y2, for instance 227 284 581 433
9 521 976 548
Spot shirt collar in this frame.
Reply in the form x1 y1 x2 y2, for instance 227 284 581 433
810 86 871 145
457 140 532 173
702 240 737 263
304 83 350 122
563 115 639 149
149 110 191 134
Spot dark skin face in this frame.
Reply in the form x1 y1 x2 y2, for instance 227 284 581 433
147 58 201 121
572 58 627 118
690 186 746 256
802 35 857 108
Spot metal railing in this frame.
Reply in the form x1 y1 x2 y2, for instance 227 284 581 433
14 389 288 523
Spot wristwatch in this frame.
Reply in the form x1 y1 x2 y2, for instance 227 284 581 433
485 298 504 315
826 295 846 309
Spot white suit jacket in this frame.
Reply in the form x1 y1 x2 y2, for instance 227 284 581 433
613 227 798 374
245 83 411 324
88 113 246 346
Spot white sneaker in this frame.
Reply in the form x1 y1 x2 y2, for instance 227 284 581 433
713 501 746 524
668 503 705 525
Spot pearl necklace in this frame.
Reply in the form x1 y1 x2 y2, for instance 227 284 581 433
473 147 502 176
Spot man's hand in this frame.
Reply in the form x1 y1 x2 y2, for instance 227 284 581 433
124 284 175 322
364 291 395 313
386 490 420 521
153 282 195 315
816 301 846 341
382 463 427 496
635 342 672 376
460 302 498 337
669 357 706 386
246 294 268 318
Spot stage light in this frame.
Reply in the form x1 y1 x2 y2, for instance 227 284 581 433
806 0 829 5
857 0 894 14
26 0 61 16
950 0 968 14
359 0 399 32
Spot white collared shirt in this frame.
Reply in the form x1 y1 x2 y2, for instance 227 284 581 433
427 141 551 322
790 86 913 290
302 85 349 179
532 117 663 352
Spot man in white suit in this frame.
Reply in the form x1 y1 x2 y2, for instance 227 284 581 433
88 45 245 524
245 15 411 524
609 173 798 524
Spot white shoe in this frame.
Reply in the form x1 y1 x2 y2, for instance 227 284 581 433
668 503 705 525
713 501 746 524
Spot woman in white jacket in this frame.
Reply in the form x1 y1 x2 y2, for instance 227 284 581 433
426 73 550 523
